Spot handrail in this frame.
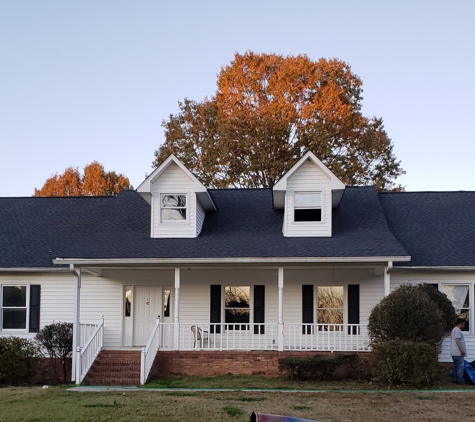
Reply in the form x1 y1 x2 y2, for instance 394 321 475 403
157 322 370 352
140 317 161 385
76 315 104 385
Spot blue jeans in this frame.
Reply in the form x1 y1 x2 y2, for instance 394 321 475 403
452 356 465 383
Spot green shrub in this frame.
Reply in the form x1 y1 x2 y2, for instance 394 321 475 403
278 353 367 381
368 284 445 346
0 336 41 385
416 284 457 336
36 322 73 383
371 339 441 387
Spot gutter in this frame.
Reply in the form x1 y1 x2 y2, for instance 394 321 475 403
53 256 411 266
393 266 475 271
0 267 70 272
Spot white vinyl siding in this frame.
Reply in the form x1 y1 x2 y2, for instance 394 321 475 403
285 160 332 237
151 162 197 238
0 273 74 339
196 200 206 236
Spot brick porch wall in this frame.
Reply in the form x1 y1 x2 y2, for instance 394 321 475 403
149 351 370 378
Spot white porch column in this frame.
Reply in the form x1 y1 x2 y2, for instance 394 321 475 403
71 265 81 382
174 268 180 350
278 267 284 351
384 261 392 296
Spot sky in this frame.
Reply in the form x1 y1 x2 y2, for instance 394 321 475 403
1 1 474 197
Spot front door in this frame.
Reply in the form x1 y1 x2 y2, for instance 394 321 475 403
133 286 161 346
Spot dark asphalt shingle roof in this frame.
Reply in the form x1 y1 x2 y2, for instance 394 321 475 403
379 191 475 267
0 187 409 268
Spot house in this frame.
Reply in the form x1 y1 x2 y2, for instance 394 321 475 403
1 152 474 385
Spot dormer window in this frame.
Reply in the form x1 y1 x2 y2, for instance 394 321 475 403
161 194 187 222
294 192 322 222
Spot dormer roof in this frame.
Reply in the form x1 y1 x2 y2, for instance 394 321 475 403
136 154 216 211
272 151 346 209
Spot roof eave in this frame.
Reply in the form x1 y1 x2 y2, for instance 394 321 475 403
53 256 410 267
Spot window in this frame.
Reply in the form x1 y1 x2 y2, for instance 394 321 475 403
124 289 132 317
2 286 27 330
225 286 250 330
443 284 470 331
160 194 187 221
163 288 171 318
317 286 343 330
294 192 322 222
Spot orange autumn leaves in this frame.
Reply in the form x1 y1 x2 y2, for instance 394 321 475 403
155 52 403 190
34 161 131 197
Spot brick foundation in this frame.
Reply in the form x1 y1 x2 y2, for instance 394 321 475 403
28 358 72 385
150 351 370 378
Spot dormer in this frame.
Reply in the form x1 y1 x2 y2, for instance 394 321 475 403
273 152 345 237
137 155 216 238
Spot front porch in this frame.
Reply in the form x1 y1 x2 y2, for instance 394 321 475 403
77 319 370 385
69 264 387 385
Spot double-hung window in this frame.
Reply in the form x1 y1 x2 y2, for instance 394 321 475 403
160 194 187 222
2 285 27 330
442 284 471 332
317 286 344 331
224 286 250 330
294 192 322 222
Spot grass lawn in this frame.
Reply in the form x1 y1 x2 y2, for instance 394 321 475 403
1 374 475 422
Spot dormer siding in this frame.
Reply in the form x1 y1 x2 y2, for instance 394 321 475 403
151 162 197 238
285 159 332 237
196 200 205 237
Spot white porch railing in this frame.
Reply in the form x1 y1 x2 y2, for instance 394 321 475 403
140 317 161 385
283 323 370 352
79 323 97 347
158 323 370 352
76 315 104 385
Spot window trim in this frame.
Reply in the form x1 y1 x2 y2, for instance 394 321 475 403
292 191 323 224
442 283 472 333
159 193 189 224
1 284 29 332
317 285 344 328
224 285 251 330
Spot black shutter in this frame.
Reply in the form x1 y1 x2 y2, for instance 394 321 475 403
210 285 221 334
302 285 314 334
253 285 265 334
348 284 360 335
29 285 41 333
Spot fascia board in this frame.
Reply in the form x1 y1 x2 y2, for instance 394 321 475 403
53 256 411 266
0 267 70 272
393 266 475 271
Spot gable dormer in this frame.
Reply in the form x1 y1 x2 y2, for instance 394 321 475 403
137 155 216 238
273 152 345 237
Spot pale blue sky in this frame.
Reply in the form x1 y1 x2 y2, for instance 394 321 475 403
1 1 474 196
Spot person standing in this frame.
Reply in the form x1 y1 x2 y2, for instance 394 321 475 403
451 318 467 383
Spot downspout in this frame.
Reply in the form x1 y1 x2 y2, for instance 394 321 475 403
70 264 81 382
384 261 393 297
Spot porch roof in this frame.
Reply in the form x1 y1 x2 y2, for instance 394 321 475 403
1 186 410 268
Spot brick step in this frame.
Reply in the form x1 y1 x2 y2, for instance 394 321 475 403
82 350 142 386
87 364 140 370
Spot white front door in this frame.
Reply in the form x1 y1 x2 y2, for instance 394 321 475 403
133 286 161 346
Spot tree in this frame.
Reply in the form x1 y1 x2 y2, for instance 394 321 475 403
155 51 404 190
34 161 131 197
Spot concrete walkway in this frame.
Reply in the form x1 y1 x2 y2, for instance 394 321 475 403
68 386 475 393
